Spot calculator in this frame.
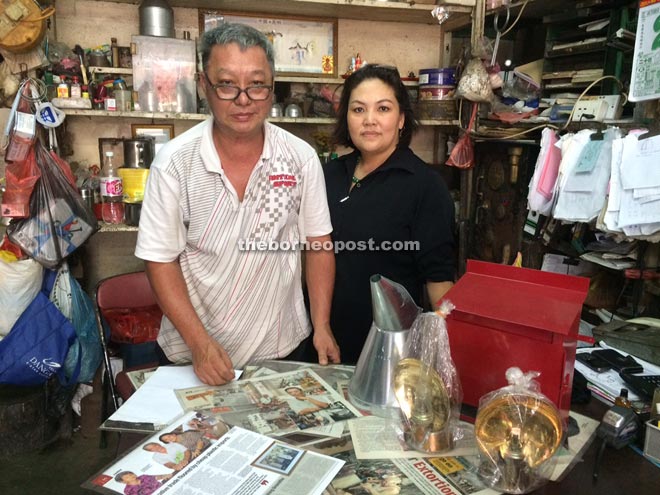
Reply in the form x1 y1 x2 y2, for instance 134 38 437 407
619 371 660 399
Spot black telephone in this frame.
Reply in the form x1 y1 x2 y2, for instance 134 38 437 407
591 349 643 374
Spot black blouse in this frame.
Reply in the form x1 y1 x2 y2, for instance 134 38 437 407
323 147 456 363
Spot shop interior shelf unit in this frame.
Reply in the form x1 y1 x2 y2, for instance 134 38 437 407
62 108 458 127
92 0 475 24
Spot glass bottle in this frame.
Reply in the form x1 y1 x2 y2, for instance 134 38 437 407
111 37 119 68
614 388 632 408
70 76 82 98
99 151 124 224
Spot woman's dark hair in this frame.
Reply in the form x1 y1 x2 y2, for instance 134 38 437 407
115 471 134 482
332 64 419 149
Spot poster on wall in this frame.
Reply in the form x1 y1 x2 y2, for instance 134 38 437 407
629 0 660 101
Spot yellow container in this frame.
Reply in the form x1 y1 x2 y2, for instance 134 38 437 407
118 168 149 203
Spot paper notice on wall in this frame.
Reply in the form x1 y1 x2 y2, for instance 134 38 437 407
629 0 660 101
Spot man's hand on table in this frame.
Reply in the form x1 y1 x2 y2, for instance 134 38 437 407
190 336 235 385
313 323 341 365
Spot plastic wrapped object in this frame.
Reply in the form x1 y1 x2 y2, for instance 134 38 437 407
475 367 564 494
455 58 494 103
394 300 463 453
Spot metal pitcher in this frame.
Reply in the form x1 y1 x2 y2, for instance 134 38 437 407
348 274 421 417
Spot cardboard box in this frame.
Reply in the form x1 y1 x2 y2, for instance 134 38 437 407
445 260 589 420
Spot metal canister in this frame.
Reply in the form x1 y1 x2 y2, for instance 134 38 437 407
80 187 94 212
139 0 175 38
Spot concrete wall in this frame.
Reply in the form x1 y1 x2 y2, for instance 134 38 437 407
54 1 445 166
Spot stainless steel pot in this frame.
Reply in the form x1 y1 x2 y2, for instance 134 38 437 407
139 0 175 38
123 137 155 168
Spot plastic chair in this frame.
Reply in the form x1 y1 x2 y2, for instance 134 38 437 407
93 271 160 447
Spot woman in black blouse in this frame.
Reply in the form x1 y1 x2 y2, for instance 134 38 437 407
322 64 456 364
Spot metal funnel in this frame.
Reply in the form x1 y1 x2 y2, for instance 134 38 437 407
348 275 421 417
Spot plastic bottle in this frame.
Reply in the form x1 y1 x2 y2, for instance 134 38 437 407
70 76 82 98
615 388 632 408
99 151 125 224
57 76 69 98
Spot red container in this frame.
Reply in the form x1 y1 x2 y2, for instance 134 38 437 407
445 260 589 421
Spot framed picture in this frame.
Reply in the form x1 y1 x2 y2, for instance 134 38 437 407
200 11 337 77
131 124 175 155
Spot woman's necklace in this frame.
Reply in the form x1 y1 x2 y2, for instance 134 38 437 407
351 157 363 188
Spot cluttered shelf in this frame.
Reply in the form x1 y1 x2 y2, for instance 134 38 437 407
62 109 459 127
473 116 639 139
95 0 475 24
87 67 423 87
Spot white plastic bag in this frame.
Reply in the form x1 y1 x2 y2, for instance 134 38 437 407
0 258 44 336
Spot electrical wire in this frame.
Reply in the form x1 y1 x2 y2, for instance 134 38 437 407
560 75 628 131
499 0 531 37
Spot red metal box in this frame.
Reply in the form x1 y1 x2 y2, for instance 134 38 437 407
445 260 589 419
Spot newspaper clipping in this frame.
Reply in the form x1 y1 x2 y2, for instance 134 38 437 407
174 370 362 436
84 410 344 495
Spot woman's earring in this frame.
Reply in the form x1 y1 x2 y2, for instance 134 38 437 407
399 128 403 138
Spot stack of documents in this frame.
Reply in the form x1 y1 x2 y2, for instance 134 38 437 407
575 342 660 411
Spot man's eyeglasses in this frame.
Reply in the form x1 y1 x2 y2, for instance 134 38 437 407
203 72 273 101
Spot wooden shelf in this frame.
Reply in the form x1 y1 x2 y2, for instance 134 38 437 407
87 70 418 86
63 109 458 127
89 66 133 75
96 0 474 24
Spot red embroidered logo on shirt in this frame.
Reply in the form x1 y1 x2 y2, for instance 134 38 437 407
269 174 297 187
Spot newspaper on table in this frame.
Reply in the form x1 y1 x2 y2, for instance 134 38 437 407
174 369 362 436
83 410 344 495
311 432 498 495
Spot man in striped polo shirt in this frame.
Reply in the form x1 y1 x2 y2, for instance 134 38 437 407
135 23 340 385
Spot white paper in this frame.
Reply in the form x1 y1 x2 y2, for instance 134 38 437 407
629 0 660 102
620 133 660 190
105 365 241 430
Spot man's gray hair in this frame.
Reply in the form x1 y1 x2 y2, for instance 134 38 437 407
200 23 275 77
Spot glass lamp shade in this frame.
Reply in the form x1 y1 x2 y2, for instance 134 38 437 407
475 393 564 493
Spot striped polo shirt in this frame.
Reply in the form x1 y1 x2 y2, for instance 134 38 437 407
135 118 332 367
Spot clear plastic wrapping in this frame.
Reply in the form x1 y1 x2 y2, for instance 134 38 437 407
394 300 463 453
474 367 565 494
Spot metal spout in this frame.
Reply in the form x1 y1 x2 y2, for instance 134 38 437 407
370 274 419 331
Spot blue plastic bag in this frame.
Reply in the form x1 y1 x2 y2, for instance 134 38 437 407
47 267 102 383
0 275 80 386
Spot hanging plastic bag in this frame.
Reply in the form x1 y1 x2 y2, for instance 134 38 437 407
0 270 81 387
446 102 478 169
455 58 494 103
48 265 103 383
0 256 43 336
1 147 41 218
7 140 98 268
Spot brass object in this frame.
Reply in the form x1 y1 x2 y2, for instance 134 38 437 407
394 358 452 452
475 393 563 493
508 146 523 184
